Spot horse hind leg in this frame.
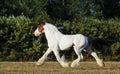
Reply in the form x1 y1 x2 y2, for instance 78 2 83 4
87 47 105 67
80 53 84 60
71 46 83 68
91 52 105 67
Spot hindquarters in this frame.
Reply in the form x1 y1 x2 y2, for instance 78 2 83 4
73 34 88 50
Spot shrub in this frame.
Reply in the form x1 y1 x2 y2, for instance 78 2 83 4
0 15 44 61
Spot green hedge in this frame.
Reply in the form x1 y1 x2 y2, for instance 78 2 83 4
0 15 120 61
0 15 44 61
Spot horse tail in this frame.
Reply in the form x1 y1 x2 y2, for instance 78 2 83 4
88 37 115 60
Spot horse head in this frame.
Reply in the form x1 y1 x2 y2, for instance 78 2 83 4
34 22 45 37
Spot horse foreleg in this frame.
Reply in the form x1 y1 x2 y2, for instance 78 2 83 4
36 48 52 66
53 50 69 68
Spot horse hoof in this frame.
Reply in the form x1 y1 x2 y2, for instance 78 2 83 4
63 64 69 68
36 62 43 66
97 60 105 67
71 62 79 68
61 62 69 68
99 62 105 67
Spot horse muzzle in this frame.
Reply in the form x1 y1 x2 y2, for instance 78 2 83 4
34 31 42 37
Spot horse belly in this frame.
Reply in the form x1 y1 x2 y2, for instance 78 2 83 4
59 38 73 50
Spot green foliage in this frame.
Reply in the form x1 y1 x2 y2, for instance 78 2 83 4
32 11 52 24
0 0 49 17
111 42 120 55
0 15 44 61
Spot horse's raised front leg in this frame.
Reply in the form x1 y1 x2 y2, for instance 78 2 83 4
36 48 52 66
53 49 69 68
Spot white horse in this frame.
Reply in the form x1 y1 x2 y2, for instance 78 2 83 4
34 22 104 68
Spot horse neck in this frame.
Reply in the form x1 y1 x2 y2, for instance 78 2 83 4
44 24 63 42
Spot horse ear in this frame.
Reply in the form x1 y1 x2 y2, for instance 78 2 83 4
40 22 45 25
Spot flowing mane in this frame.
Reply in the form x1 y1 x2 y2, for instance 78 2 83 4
45 23 62 34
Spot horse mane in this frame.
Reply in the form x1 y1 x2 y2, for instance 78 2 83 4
46 23 62 34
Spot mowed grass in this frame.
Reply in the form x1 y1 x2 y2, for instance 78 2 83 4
0 62 120 74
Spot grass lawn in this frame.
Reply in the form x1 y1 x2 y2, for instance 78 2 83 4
0 62 120 74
